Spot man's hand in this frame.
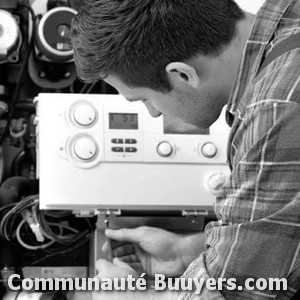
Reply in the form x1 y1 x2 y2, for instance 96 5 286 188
103 226 206 277
95 257 139 279
87 258 140 300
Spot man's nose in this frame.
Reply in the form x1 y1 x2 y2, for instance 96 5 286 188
143 101 162 118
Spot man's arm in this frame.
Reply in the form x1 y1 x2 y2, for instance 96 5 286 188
181 101 300 299
91 103 300 300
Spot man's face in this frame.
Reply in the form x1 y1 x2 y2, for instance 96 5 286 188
104 73 226 129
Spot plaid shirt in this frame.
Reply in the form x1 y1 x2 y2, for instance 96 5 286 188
180 0 300 299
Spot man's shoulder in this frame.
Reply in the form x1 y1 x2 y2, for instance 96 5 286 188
243 47 300 110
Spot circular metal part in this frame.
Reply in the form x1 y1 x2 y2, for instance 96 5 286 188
73 136 97 161
57 24 70 38
0 10 20 59
72 102 97 126
0 24 4 37
156 141 173 157
36 7 77 62
200 142 217 158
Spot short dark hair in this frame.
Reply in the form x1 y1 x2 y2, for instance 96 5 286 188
70 0 244 92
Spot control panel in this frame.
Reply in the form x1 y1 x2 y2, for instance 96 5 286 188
35 94 230 214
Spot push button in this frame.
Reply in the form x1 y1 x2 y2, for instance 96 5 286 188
111 138 124 144
125 147 137 153
112 147 124 152
125 139 137 144
201 142 217 158
157 141 173 157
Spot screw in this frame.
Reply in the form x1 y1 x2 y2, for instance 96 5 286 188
64 72 71 79
39 71 46 78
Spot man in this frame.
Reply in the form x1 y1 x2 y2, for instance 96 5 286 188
70 0 300 299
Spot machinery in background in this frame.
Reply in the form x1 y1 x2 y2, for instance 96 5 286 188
0 0 114 184
0 176 97 299
28 5 77 89
0 1 33 180
0 0 110 181
0 0 69 183
0 1 104 298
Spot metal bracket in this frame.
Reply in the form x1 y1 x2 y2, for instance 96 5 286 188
98 209 122 216
75 209 209 217
73 210 100 217
182 210 210 217
74 209 121 217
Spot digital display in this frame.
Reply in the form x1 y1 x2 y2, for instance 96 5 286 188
109 113 138 130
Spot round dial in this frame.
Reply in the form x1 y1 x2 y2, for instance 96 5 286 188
73 136 97 160
205 172 227 195
201 142 217 158
157 141 173 157
72 103 96 126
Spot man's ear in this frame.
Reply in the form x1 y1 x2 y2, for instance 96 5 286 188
166 62 200 89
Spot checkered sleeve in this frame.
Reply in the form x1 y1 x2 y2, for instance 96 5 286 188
178 102 300 299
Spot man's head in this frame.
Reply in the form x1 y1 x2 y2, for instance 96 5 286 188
71 0 247 127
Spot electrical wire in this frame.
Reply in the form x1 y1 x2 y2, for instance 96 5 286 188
85 81 98 94
0 203 16 215
47 222 79 234
29 233 91 266
44 210 72 218
0 194 96 266
16 219 55 250
0 195 38 240
70 81 95 94
35 207 94 245
79 83 89 93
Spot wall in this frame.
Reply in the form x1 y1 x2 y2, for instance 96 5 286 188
236 0 265 13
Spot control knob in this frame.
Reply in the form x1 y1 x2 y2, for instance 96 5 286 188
72 103 96 126
156 141 173 157
73 136 97 161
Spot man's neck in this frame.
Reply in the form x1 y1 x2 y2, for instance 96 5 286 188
233 12 256 56
218 12 256 104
